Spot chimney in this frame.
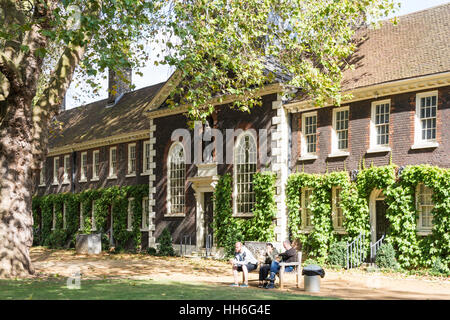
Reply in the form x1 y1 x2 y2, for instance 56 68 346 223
107 67 132 106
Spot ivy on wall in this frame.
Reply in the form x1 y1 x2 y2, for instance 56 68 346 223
32 184 149 251
212 172 277 257
285 164 449 270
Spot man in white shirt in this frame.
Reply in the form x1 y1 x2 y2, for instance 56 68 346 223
229 242 258 288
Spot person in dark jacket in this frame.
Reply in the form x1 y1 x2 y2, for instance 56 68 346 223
265 240 297 289
258 243 279 288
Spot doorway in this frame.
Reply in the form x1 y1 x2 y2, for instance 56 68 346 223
203 192 214 248
369 189 390 244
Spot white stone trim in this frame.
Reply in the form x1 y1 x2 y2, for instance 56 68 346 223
285 72 450 113
48 130 150 157
271 94 289 242
147 120 157 248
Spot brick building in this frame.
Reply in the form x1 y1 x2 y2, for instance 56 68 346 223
35 4 450 252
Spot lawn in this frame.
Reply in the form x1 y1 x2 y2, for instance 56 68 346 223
0 278 334 300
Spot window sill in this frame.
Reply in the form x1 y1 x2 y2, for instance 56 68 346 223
141 172 151 176
62 180 70 185
299 228 313 234
140 228 149 232
333 229 347 235
91 177 99 182
38 184 46 188
125 173 137 178
367 146 391 154
416 230 432 236
327 151 350 158
79 179 88 183
52 182 59 186
107 175 118 180
411 142 439 150
298 154 318 161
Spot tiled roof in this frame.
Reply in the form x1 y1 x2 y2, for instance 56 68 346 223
49 82 165 149
342 3 450 91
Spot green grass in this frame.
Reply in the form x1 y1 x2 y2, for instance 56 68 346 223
0 278 335 300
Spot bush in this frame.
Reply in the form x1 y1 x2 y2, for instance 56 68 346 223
147 247 157 256
327 241 347 268
157 228 175 256
431 257 450 276
375 243 399 269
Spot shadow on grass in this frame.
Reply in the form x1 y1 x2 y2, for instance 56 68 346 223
0 278 336 300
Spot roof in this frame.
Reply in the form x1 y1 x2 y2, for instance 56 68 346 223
49 81 165 150
341 3 450 91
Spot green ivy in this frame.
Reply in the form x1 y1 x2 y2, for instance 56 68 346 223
213 172 277 257
32 184 149 251
285 164 449 270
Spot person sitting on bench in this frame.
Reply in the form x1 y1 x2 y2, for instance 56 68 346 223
258 243 279 288
265 240 297 289
229 242 258 288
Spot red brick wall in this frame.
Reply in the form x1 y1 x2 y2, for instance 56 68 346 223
290 86 450 174
36 139 150 196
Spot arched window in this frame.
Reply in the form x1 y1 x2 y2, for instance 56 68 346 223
234 132 257 215
167 142 186 215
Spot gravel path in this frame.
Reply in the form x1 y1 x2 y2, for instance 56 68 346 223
30 247 450 300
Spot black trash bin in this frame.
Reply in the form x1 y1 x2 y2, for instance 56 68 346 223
302 265 325 292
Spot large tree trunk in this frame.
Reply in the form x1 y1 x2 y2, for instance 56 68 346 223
0 93 36 277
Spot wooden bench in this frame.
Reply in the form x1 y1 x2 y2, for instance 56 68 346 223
278 251 303 289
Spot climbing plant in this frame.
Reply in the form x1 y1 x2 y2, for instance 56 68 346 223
213 172 277 257
285 164 449 270
32 184 149 251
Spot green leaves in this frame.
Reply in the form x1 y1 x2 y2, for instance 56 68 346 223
32 184 148 251
286 165 449 270
212 172 277 257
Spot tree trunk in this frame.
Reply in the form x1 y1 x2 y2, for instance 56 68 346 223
0 93 35 277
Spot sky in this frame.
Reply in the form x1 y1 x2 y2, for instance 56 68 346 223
64 0 450 110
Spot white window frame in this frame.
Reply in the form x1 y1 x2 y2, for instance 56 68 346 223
412 91 439 149
141 197 149 231
416 183 434 235
126 143 137 177
39 163 46 186
108 147 117 179
92 150 100 181
329 106 350 157
52 203 56 230
91 200 97 232
63 154 70 184
79 202 84 231
167 142 186 216
80 151 88 182
300 111 318 160
332 187 345 233
368 99 391 153
233 131 258 217
53 157 60 185
142 141 151 175
127 198 134 231
301 188 314 231
63 202 67 230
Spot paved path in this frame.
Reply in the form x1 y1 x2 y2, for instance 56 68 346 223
30 248 450 300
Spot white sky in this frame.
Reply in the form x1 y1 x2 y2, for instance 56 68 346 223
64 0 450 110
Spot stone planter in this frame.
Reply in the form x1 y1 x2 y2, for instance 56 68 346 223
76 233 102 255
